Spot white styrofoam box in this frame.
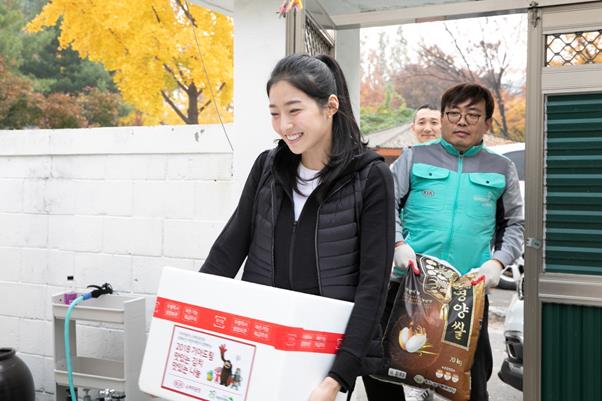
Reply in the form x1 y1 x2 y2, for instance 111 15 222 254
140 267 353 401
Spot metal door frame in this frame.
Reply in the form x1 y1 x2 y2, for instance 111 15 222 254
524 3 602 401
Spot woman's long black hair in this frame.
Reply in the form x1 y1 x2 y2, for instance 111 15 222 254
266 53 367 194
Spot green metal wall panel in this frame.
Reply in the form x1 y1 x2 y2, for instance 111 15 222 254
542 303 602 401
545 94 602 275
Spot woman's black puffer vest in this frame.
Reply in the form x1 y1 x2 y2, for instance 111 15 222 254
240 145 389 381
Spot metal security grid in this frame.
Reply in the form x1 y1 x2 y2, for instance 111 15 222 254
545 30 602 66
304 14 334 56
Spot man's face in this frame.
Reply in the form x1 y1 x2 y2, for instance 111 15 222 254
411 108 441 143
441 99 491 153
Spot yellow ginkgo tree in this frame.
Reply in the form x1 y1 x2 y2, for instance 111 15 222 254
26 0 233 125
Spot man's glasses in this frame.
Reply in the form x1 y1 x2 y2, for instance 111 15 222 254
445 111 482 125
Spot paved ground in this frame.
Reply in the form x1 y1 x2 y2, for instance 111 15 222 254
353 287 523 401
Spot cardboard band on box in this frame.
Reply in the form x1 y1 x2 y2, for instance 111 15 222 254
154 297 344 354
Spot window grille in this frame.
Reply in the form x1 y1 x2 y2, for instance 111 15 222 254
545 30 602 67
304 15 334 56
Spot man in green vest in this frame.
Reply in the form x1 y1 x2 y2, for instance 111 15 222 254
390 83 524 401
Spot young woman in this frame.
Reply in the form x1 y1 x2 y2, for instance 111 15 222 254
200 53 401 401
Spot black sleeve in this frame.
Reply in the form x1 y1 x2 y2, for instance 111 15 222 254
328 162 395 389
199 150 270 277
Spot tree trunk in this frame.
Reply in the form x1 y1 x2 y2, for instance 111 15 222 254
496 91 509 138
187 82 199 124
489 74 509 138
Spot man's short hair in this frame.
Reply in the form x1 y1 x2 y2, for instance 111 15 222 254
413 104 438 122
440 83 495 120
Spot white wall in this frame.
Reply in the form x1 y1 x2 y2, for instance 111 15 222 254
232 0 285 182
0 125 235 400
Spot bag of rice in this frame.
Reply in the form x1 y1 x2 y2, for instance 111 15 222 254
376 254 486 401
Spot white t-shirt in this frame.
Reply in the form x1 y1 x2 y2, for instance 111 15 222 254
293 163 321 221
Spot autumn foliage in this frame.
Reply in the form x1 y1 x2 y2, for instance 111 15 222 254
1 55 127 129
26 0 233 126
361 19 527 141
0 57 44 128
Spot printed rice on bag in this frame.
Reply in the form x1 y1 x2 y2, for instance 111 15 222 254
377 254 486 401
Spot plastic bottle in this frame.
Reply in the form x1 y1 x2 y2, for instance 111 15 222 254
64 276 78 305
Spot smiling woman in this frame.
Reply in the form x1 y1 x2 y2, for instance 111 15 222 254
268 80 336 170
199 53 401 401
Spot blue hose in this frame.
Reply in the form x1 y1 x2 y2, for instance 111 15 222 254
64 292 92 401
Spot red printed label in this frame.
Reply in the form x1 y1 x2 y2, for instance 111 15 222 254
153 297 344 354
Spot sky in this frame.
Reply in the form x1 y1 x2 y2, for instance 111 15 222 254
360 13 528 87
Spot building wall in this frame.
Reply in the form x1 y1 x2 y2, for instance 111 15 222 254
0 125 235 400
232 0 285 181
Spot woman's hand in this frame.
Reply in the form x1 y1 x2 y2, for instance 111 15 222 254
308 376 342 401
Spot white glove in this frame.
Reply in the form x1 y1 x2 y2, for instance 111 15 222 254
393 241 418 275
473 259 504 288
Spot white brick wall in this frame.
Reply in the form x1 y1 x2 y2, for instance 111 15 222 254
0 125 236 399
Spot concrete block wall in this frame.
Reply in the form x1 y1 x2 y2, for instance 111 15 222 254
0 125 236 400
